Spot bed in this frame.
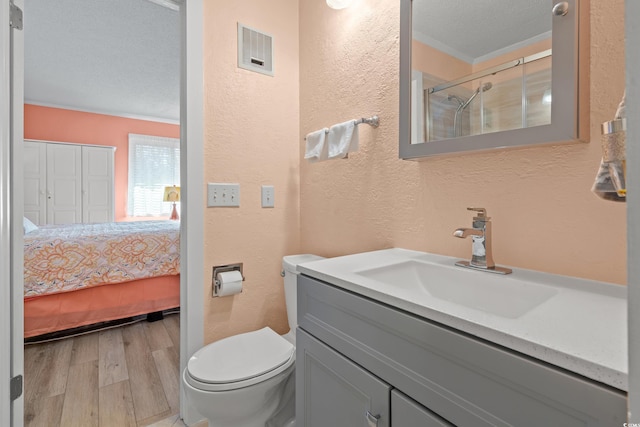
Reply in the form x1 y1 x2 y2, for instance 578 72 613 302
23 220 180 338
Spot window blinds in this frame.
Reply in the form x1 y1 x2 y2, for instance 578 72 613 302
127 134 180 217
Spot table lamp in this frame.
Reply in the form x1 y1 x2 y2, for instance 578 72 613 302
163 185 181 220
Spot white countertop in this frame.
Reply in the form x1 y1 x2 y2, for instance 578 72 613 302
297 248 628 391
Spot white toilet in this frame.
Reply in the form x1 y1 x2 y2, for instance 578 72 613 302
183 254 324 427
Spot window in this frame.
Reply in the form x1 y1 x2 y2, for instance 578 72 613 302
127 134 180 217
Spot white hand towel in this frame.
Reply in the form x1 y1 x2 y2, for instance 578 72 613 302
327 120 359 159
304 128 329 162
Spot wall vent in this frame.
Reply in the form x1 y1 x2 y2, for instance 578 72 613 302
237 23 274 76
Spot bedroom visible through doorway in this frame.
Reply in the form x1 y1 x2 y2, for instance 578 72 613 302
22 0 182 424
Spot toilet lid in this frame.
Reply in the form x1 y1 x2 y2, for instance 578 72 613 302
187 327 294 384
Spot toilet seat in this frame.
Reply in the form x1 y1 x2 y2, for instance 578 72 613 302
185 327 295 392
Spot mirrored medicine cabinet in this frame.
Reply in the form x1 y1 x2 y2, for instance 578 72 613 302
399 0 587 159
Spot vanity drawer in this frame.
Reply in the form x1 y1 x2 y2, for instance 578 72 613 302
392 390 454 427
298 275 626 427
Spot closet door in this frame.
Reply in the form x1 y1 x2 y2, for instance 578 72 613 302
82 146 114 223
23 141 47 225
46 143 82 224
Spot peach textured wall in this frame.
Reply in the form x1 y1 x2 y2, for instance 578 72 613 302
299 0 626 285
24 104 180 221
412 39 470 82
202 0 300 344
472 39 552 72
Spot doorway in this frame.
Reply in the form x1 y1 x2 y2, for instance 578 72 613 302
22 0 180 424
6 0 204 424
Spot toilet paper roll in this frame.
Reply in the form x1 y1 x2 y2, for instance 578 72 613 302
217 270 243 296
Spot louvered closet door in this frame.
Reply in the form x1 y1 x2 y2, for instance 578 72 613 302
46 143 82 224
82 146 114 223
23 141 47 225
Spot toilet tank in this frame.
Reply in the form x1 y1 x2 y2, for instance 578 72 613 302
282 254 325 333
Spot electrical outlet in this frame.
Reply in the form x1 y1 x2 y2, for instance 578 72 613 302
208 183 240 207
261 185 274 208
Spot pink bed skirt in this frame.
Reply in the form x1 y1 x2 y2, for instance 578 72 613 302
24 275 180 338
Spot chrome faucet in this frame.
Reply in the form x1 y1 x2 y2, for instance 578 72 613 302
453 207 512 275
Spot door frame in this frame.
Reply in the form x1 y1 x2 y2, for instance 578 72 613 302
179 0 205 424
1 0 205 425
627 0 640 420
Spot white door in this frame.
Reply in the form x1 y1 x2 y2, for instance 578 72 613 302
2 0 25 425
22 141 46 225
46 143 82 224
628 0 640 421
82 146 115 223
0 2 13 424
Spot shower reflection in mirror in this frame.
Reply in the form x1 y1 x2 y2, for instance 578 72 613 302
415 51 552 143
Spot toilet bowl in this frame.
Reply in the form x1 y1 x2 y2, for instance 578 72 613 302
182 254 324 427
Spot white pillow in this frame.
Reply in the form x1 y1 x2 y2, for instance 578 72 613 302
23 217 38 234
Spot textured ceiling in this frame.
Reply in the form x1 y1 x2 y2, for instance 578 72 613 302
413 0 551 63
24 0 180 123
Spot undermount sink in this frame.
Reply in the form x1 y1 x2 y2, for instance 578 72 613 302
355 260 558 318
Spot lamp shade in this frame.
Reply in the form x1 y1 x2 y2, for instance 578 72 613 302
163 186 181 202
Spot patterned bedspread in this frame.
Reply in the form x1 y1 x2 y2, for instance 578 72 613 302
24 221 180 297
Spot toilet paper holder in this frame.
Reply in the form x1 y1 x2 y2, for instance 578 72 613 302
212 263 245 297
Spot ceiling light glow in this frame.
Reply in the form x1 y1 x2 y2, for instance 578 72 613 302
326 0 353 10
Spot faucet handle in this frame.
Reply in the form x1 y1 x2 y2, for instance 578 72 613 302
467 207 489 220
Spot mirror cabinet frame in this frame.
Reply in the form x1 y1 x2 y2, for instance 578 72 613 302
399 0 589 159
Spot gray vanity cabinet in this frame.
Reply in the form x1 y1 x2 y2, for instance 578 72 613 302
297 328 453 427
296 329 390 427
296 275 627 426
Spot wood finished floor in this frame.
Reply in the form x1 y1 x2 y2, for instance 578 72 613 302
24 313 182 427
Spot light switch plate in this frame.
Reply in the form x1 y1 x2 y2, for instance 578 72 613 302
208 183 240 207
261 185 274 208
